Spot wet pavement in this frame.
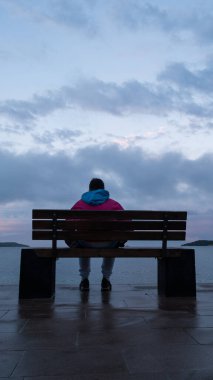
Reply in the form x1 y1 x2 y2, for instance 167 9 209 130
1 283 213 379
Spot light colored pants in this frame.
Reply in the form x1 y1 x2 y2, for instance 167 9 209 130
78 240 117 280
65 240 118 280
79 257 115 280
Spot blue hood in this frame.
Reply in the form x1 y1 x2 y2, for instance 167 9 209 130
81 189 109 205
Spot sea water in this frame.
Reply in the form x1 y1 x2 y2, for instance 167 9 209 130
0 246 212 285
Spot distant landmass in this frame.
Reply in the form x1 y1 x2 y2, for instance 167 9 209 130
0 242 29 247
182 240 213 246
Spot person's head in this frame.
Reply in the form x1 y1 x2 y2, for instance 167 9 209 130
89 178 105 191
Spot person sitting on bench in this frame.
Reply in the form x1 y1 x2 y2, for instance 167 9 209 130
65 178 124 291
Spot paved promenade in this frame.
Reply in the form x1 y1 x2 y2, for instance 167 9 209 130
1 283 213 379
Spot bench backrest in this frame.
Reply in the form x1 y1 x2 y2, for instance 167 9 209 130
32 210 187 250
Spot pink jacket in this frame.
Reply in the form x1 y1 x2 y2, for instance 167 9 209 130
68 189 125 246
72 198 124 211
71 188 124 211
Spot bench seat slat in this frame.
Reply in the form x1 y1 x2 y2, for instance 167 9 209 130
32 209 187 221
32 247 194 258
32 220 187 231
32 230 186 241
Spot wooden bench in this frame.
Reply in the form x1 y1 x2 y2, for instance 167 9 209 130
19 209 196 299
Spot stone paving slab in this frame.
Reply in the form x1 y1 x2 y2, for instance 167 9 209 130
13 348 127 377
0 351 24 378
1 284 213 379
122 344 213 373
186 327 213 345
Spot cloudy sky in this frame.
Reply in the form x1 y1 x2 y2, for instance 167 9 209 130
0 0 213 245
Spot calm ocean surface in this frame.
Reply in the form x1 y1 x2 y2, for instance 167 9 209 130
0 246 212 285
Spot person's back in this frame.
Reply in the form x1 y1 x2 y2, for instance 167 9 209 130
66 178 124 291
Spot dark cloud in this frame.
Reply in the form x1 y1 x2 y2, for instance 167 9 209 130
62 79 174 116
45 0 213 45
3 0 213 44
49 0 97 35
2 144 213 241
0 144 212 213
0 90 66 124
115 1 213 44
0 123 24 134
1 77 212 126
159 62 213 94
32 129 82 145
55 129 82 139
1 0 98 35
114 1 172 32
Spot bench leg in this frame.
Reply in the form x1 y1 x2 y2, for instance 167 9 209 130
157 251 196 297
19 249 56 299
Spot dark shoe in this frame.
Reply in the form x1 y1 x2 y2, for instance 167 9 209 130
101 278 112 291
79 278 89 291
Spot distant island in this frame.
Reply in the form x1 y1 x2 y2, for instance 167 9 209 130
182 240 213 246
0 242 29 247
